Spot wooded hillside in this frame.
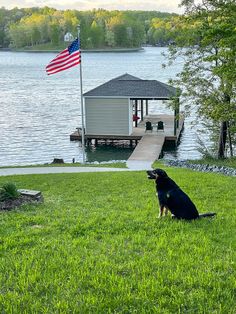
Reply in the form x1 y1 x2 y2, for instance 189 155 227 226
0 7 179 49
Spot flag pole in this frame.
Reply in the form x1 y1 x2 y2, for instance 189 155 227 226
77 24 86 164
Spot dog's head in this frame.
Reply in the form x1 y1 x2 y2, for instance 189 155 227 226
146 168 168 180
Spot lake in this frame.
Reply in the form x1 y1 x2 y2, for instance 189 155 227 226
0 47 203 166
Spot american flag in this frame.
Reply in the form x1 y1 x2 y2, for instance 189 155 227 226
46 38 81 75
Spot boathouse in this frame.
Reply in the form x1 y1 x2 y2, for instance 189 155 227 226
82 73 180 136
70 73 184 169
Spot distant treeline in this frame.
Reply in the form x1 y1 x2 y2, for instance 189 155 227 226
0 7 180 49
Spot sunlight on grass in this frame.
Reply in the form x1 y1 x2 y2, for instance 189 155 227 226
0 168 235 313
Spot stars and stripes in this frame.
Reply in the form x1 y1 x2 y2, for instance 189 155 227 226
46 38 81 75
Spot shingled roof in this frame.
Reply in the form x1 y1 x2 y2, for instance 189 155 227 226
83 73 177 99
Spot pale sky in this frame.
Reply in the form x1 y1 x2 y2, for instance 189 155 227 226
1 0 182 13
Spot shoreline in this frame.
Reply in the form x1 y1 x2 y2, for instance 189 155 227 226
0 47 144 53
164 160 236 177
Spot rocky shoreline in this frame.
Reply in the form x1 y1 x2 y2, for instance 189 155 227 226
165 160 236 177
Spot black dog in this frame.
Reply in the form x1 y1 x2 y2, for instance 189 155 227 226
147 168 216 220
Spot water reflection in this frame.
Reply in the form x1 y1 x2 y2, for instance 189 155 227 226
0 47 203 166
86 142 134 163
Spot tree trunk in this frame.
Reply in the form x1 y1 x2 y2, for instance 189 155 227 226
227 121 234 157
217 121 228 159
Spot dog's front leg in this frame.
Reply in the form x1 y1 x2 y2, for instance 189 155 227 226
164 207 169 216
159 205 165 218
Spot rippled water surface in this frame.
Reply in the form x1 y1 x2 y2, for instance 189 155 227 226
0 48 203 166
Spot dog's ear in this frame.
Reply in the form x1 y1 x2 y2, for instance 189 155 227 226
155 169 168 178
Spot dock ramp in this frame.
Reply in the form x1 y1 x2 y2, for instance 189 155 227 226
126 134 165 170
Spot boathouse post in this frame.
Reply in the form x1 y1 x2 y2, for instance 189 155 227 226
135 100 138 127
141 99 144 121
145 99 148 116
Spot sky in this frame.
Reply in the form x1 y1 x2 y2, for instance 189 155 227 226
1 0 182 13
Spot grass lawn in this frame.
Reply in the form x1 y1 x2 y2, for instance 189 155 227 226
0 167 235 313
0 162 127 169
15 42 67 51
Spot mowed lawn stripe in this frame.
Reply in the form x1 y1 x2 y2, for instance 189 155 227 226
0 169 235 313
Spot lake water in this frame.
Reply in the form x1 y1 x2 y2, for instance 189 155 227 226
0 47 203 166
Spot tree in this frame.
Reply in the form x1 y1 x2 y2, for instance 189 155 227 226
5 8 177 49
167 0 236 158
50 22 60 45
105 29 115 47
106 14 128 47
90 20 104 47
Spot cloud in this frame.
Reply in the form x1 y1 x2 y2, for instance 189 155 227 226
1 0 182 13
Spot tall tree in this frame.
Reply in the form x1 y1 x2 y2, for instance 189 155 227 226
167 0 236 158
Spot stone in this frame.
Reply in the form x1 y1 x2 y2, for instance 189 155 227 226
165 160 236 177
52 158 64 164
18 189 43 202
1 190 43 211
18 189 41 197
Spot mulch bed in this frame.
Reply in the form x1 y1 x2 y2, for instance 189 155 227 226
0 195 43 211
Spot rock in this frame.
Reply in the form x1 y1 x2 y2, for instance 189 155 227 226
18 189 43 202
0 190 43 211
164 160 236 177
52 158 64 164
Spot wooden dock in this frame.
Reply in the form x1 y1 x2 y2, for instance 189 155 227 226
70 114 184 169
126 133 165 169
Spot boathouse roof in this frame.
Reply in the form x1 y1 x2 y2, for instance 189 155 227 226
83 73 177 99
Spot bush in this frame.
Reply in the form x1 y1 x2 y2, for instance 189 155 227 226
0 182 20 201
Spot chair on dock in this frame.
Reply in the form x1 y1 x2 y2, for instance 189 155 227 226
157 121 164 131
145 121 153 132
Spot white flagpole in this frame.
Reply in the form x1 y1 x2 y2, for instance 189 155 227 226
77 25 86 164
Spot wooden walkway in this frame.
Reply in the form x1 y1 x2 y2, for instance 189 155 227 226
128 133 165 161
126 133 165 169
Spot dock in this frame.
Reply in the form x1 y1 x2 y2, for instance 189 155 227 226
127 114 184 169
126 133 165 169
70 114 184 169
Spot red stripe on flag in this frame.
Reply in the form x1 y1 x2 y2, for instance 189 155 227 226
46 55 81 75
45 40 81 75
46 51 80 69
47 60 81 75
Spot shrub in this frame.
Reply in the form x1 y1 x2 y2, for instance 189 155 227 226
0 182 20 201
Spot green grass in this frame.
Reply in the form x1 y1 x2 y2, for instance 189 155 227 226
0 162 127 169
14 43 141 52
0 167 236 313
15 42 67 51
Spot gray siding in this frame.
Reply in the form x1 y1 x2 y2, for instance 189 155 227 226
84 98 130 135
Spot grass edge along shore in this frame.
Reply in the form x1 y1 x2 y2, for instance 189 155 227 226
2 46 144 53
0 165 235 313
0 157 236 170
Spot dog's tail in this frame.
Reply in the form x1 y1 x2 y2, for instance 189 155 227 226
198 212 216 218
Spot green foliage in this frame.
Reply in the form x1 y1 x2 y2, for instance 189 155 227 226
0 182 20 201
0 7 177 49
166 0 236 158
50 23 60 45
0 170 236 312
